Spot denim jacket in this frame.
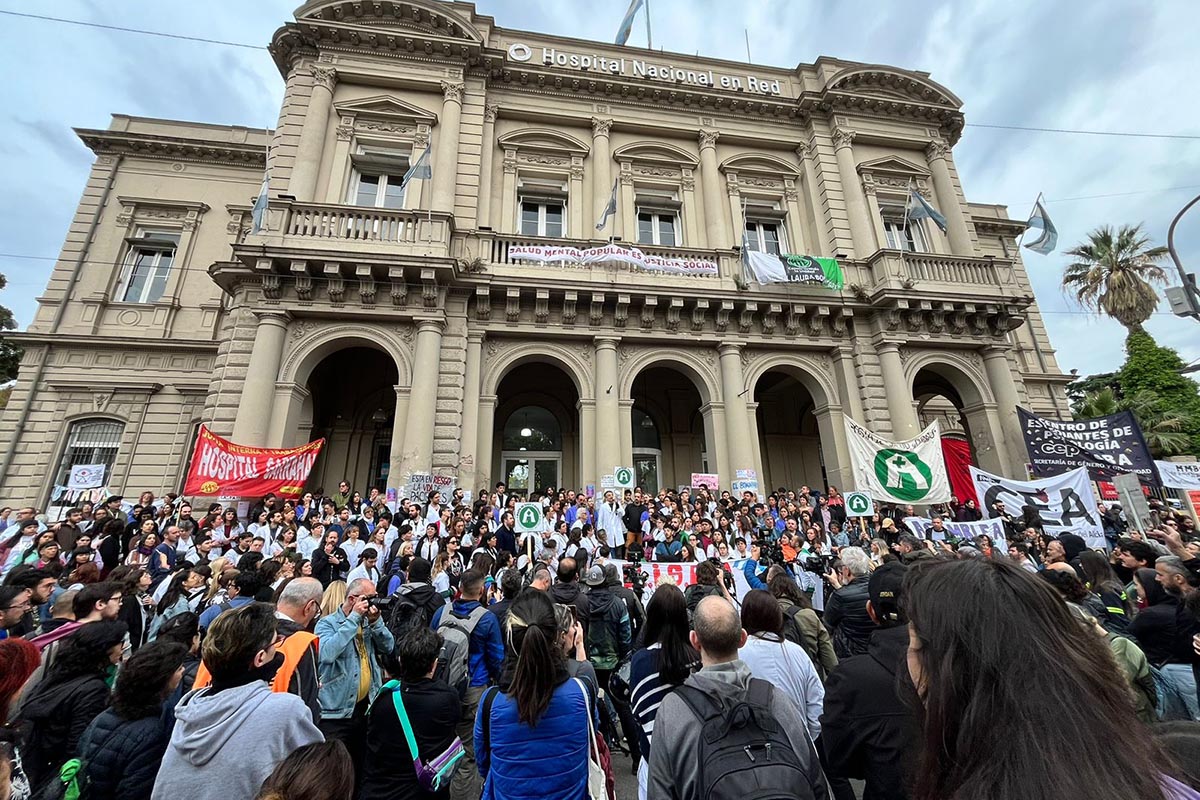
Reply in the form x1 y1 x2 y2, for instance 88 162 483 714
315 608 395 719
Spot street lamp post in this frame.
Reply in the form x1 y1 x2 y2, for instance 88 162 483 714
1165 192 1200 320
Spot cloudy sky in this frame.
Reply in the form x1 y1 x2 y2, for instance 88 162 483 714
1 0 1198 381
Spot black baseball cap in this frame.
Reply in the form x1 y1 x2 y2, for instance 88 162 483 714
868 561 907 624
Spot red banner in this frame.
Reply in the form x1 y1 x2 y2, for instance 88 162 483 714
940 436 978 506
183 425 324 499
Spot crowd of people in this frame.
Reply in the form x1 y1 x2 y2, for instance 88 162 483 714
0 478 1199 800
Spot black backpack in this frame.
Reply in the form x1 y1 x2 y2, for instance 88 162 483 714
673 678 815 800
387 586 441 638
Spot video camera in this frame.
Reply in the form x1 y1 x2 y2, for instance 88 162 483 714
802 553 836 575
623 546 648 594
367 595 394 611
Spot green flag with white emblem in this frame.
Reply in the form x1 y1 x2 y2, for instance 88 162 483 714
844 417 951 503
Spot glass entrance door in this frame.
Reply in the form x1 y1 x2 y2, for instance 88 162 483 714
502 452 561 496
633 450 661 495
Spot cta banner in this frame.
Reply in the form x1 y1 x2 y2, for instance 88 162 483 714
969 466 1104 549
1156 461 1200 491
1017 407 1158 484
183 426 324 499
509 243 719 276
845 418 952 504
903 516 1008 549
743 251 844 289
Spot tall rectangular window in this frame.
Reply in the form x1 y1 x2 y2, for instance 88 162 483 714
117 229 179 304
637 209 677 246
881 207 928 252
353 172 407 209
744 220 785 255
519 199 565 237
53 419 124 491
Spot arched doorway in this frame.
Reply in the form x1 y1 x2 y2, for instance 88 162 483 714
754 370 828 492
305 347 399 494
630 366 706 493
912 361 1006 483
493 362 580 494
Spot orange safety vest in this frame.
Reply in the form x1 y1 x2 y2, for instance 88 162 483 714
193 631 319 694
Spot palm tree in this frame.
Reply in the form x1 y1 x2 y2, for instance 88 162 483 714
1076 387 1193 457
1061 224 1169 333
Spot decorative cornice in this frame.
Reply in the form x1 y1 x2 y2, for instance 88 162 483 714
9 332 219 352
75 129 267 169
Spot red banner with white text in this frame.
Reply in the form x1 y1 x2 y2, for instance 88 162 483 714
183 425 324 499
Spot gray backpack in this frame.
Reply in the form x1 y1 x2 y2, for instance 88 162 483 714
435 605 488 698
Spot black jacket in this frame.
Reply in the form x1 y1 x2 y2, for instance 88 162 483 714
1130 593 1199 666
820 624 917 800
78 707 170 800
823 575 875 658
549 581 589 626
622 503 647 534
360 678 462 800
311 546 349 587
18 672 111 789
495 525 518 556
276 614 322 724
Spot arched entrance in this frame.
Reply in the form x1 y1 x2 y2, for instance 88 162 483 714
754 370 828 492
493 362 580 494
911 361 1006 477
630 366 707 493
305 347 399 494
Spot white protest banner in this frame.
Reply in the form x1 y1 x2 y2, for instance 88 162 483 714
67 464 106 490
845 418 952 503
690 473 720 490
903 516 1008 549
1156 461 1200 491
969 466 1105 549
509 243 719 276
609 557 823 610
403 473 457 502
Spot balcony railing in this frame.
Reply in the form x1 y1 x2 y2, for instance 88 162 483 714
286 203 421 243
865 249 1011 291
484 233 732 279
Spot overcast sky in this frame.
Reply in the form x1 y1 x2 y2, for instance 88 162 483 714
1 0 1198 381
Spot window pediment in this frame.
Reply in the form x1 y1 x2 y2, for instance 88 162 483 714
719 153 799 177
334 95 438 124
497 128 590 156
612 141 698 168
826 66 962 108
856 156 930 177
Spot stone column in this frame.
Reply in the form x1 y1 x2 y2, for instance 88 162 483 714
701 403 731 491
476 394 497 487
618 172 636 244
833 347 865 423
591 118 613 235
267 383 310 448
389 386 412 489
982 346 1026 475
578 399 597 490
618 399 634 469
477 104 498 229
289 66 337 203
231 312 290 446
746 402 766 489
926 139 974 255
432 81 465 213
594 338 621 481
400 320 445 476
698 130 728 249
458 332 485 490
718 345 755 475
831 127 878 259
876 342 920 440
796 141 834 256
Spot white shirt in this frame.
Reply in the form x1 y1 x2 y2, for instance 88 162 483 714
297 534 322 559
738 634 825 740
341 538 367 569
346 563 381 588
417 537 440 562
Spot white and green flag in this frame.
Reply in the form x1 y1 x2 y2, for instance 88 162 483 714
844 417 951 504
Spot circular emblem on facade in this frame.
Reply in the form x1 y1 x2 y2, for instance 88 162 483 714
873 449 933 502
507 43 532 62
117 309 142 326
200 480 220 495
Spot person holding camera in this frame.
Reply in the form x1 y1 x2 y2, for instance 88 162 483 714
315 576 396 784
822 547 875 658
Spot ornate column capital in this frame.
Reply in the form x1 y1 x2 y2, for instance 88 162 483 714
440 80 465 105
832 127 856 151
593 336 620 350
484 103 500 123
254 310 291 328
795 140 815 160
416 318 446 334
591 117 613 138
309 66 337 92
718 343 742 358
698 129 720 151
925 138 951 162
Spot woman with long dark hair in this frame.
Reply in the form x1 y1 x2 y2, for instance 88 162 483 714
903 558 1187 800
18 620 128 789
78 640 188 800
474 590 594 800
148 568 203 639
110 566 154 653
1079 549 1134 628
628 584 699 800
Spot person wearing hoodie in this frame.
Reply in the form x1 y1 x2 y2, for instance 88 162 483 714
390 557 447 632
151 603 323 800
79 640 188 800
1128 566 1200 721
647 596 827 800
548 557 589 623
820 562 915 800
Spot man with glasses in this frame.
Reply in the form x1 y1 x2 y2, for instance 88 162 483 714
273 577 324 723
0 585 31 639
154 603 323 800
316 576 394 780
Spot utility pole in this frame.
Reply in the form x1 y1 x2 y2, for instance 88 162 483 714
1164 192 1200 321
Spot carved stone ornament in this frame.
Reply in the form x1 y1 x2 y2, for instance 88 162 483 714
441 81 465 104
356 120 414 135
591 117 613 138
795 141 814 160
310 66 337 91
94 391 114 413
484 104 500 123
926 139 951 161
832 127 856 151
698 130 719 150
289 319 317 343
336 124 354 142
520 154 569 166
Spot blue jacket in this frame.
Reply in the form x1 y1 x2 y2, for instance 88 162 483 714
430 599 505 687
315 608 395 718
197 596 254 631
474 678 592 800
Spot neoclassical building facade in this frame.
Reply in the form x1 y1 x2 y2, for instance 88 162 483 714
1 0 1073 507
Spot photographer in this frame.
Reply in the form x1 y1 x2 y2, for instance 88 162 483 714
683 559 730 621
822 546 875 658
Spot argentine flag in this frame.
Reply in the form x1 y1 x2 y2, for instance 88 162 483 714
595 179 618 231
1023 198 1058 255
615 0 644 46
399 147 432 192
907 187 948 233
250 170 270 234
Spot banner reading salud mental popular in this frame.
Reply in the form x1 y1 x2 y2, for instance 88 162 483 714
844 418 951 503
183 425 324 499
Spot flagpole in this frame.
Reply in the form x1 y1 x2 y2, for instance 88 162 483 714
644 0 653 49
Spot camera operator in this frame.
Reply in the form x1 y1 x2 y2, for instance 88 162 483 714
822 546 875 658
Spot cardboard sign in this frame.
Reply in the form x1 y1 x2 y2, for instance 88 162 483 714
690 473 720 490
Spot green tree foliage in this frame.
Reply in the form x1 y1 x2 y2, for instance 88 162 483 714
1118 330 1200 455
1066 372 1120 414
1075 386 1193 458
1061 223 1169 333
0 272 21 382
